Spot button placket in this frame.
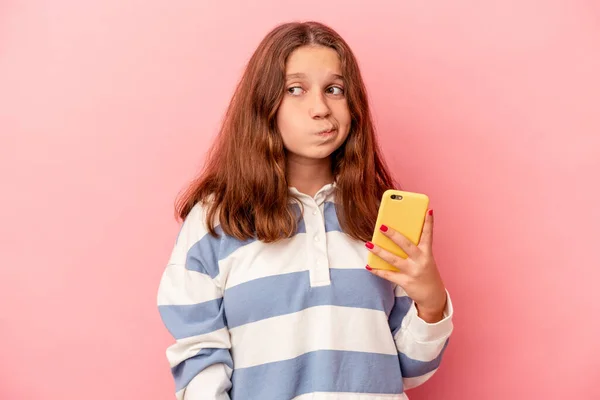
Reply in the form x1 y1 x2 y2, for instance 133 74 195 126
306 200 330 287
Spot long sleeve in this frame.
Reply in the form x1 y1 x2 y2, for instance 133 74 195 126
388 285 454 390
157 204 233 399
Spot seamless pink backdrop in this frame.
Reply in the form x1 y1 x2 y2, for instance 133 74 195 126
1 1 599 399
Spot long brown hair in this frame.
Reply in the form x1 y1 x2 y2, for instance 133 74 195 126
176 21 396 243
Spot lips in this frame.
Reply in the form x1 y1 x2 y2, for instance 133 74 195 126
317 127 337 135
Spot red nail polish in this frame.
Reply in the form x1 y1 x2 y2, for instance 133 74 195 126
428 209 433 216
366 265 372 271
365 241 374 249
380 224 388 232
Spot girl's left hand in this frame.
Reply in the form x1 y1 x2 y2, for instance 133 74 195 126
365 209 448 323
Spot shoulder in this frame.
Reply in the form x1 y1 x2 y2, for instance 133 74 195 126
167 201 219 267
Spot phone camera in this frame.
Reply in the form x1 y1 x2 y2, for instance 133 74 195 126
391 194 396 199
391 194 403 200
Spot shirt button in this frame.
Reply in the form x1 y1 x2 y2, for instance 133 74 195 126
314 235 320 242
312 209 318 215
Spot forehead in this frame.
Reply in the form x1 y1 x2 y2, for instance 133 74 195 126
285 45 342 76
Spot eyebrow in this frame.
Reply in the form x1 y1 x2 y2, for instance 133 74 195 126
285 72 345 81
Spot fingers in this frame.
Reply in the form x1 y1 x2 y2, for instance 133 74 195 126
366 266 405 285
365 241 409 271
379 224 421 259
419 209 434 249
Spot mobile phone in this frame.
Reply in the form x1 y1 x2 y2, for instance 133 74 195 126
367 189 430 271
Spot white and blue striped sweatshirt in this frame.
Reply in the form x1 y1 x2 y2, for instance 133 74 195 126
157 183 454 399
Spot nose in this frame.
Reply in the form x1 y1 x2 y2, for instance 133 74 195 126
308 91 331 119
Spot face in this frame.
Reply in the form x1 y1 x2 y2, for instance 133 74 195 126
276 45 352 164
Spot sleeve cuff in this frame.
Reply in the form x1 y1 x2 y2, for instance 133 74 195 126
405 289 454 342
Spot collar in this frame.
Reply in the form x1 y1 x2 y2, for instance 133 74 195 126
288 182 337 206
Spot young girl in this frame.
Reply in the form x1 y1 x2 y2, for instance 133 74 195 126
157 21 453 400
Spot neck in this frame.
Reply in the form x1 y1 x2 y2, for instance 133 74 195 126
286 155 334 197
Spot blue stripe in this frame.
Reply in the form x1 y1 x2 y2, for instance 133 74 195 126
323 201 342 232
291 202 306 233
185 226 255 278
230 350 404 399
185 203 307 278
400 338 450 378
219 225 257 265
223 268 395 328
173 347 233 392
389 295 413 335
158 298 226 340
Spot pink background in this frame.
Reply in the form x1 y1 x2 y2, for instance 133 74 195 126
1 1 599 399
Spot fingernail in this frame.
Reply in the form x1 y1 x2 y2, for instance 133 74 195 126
428 209 433 216
365 241 374 249
366 265 372 271
380 224 388 232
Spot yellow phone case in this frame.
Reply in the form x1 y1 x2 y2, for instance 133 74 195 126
367 190 430 271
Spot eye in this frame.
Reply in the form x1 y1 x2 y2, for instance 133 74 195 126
287 86 304 96
326 86 345 96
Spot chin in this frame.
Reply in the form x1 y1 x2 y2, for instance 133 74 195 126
288 150 334 162
309 147 340 160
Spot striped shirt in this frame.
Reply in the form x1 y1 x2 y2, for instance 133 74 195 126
157 183 454 399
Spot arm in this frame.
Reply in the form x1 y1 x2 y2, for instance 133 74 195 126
388 285 453 390
157 205 232 399
366 209 453 390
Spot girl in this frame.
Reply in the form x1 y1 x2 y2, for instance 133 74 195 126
157 21 453 400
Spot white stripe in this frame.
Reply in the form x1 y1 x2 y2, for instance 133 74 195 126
175 363 232 400
229 305 397 369
402 290 454 342
394 303 452 361
168 202 212 265
165 327 230 368
403 369 437 390
221 234 310 289
292 392 408 400
394 284 408 297
221 230 368 290
157 263 221 306
327 231 369 269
